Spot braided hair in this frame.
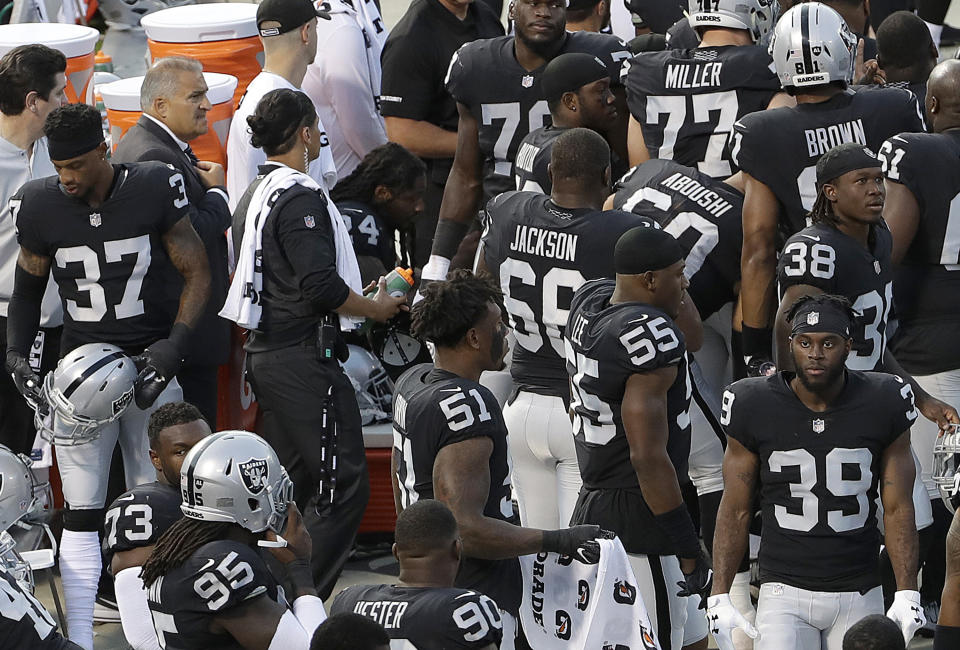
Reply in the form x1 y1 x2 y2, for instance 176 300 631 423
139 517 232 588
331 143 426 268
808 185 841 228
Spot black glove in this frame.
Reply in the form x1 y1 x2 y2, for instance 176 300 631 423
6 351 43 407
676 550 713 609
133 325 189 409
542 526 614 564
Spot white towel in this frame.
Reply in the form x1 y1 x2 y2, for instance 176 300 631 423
220 164 363 332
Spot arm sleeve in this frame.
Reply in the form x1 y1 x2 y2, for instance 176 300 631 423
379 35 437 120
114 567 162 650
275 193 351 312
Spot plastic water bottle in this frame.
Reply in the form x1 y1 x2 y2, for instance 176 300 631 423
361 267 413 331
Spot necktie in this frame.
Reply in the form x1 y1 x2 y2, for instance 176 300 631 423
184 144 199 165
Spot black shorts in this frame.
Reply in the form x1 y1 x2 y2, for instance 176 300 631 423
570 486 673 556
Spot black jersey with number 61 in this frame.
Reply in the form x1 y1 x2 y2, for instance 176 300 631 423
103 481 181 562
611 159 743 319
392 364 521 615
11 162 191 354
720 371 917 592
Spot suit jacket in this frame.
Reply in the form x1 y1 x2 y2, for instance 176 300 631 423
113 115 231 367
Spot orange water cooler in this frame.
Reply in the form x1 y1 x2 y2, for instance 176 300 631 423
0 23 99 105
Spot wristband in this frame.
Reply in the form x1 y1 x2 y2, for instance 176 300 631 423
430 219 470 261
741 324 772 359
654 504 701 559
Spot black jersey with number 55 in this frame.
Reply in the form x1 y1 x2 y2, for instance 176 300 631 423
103 481 181 563
720 371 916 592
11 162 191 354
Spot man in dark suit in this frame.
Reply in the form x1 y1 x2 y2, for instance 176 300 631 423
113 56 231 427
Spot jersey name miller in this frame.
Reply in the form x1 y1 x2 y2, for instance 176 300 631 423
509 225 579 262
804 119 866 156
664 62 723 89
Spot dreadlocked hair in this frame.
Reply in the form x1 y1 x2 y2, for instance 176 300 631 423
140 517 233 588
411 269 503 348
809 185 841 227
330 142 426 205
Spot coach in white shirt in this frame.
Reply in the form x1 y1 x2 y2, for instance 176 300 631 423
226 0 339 211
0 44 67 455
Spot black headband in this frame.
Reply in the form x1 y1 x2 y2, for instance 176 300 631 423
816 143 880 188
613 225 685 274
790 303 853 339
47 132 104 162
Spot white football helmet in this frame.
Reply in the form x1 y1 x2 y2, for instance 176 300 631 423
98 0 194 28
179 431 294 535
341 345 394 425
688 0 779 45
37 343 138 446
768 2 857 89
933 425 960 513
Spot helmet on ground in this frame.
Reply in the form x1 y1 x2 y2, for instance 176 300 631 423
179 430 294 535
769 2 857 89
38 343 137 446
934 426 960 513
342 344 395 425
688 0 779 45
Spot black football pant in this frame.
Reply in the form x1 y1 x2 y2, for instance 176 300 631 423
0 318 61 454
176 363 219 429
247 344 370 599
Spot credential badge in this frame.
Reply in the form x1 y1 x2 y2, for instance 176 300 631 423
239 457 269 494
806 311 820 326
813 418 825 434
521 75 534 88
89 212 101 228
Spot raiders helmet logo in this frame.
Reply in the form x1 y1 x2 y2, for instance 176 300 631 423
577 580 590 611
555 610 571 640
112 390 133 416
239 458 269 494
613 579 637 605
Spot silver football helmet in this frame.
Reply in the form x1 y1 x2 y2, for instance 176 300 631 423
0 531 33 593
342 345 394 425
98 0 194 28
37 343 138 446
179 430 294 535
933 425 960 513
768 2 857 89
688 0 779 45
0 446 39 533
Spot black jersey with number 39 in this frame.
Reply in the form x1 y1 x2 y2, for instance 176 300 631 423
332 584 503 649
720 371 917 592
0 564 75 650
612 159 743 318
103 481 181 562
11 162 191 354
481 191 655 397
392 364 521 615
879 131 960 375
445 31 629 200
777 222 893 371
622 45 780 179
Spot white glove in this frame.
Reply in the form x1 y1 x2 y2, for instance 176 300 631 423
706 594 759 650
886 589 925 644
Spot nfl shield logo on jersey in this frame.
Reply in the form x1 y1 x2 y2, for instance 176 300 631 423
522 75 534 88
813 419 826 434
304 215 316 228
239 458 268 494
89 212 102 227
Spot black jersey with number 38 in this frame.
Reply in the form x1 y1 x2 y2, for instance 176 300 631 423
720 371 917 592
392 364 521 615
103 481 181 562
11 162 191 354
777 222 893 371
0 563 76 650
332 584 503 649
612 159 743 318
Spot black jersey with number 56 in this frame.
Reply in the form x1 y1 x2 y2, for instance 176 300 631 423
11 162 191 354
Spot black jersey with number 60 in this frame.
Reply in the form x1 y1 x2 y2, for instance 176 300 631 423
612 159 743 318
332 584 503 649
392 364 521 615
879 131 960 375
103 481 181 562
622 45 780 179
445 31 629 201
777 222 893 371
0 563 76 650
11 162 191 354
146 540 285 650
481 191 655 397
720 371 917 592
730 87 924 238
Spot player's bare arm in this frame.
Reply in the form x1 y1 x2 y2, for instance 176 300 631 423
212 594 289 650
882 180 921 265
740 172 780 351
880 352 960 432
941 509 960 627
674 291 703 353
162 215 211 329
626 115 649 167
385 116 458 160
880 430 919 592
433 436 544 559
111 545 154 576
711 436 758 595
15 246 51 279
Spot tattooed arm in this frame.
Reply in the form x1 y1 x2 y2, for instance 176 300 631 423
881 430 919 591
161 215 210 329
711 436 759 596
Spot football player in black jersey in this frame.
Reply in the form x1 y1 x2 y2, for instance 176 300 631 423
4 103 210 650
420 0 629 288
394 270 605 649
709 294 924 650
734 2 925 379
478 128 657 531
0 446 80 650
859 11 938 104
565 226 709 650
330 143 426 285
623 0 782 179
514 53 620 194
103 401 211 650
140 430 327 649
332 500 502 649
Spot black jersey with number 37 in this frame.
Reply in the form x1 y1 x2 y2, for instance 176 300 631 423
103 481 181 562
11 162 191 354
392 364 521 615
0 564 76 650
332 584 503 649
720 371 917 592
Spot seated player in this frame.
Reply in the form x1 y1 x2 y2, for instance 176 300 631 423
841 614 906 650
332 500 502 649
103 402 211 650
310 613 391 650
140 430 327 649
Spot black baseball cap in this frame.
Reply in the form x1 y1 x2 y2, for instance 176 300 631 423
256 0 329 37
541 53 609 102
